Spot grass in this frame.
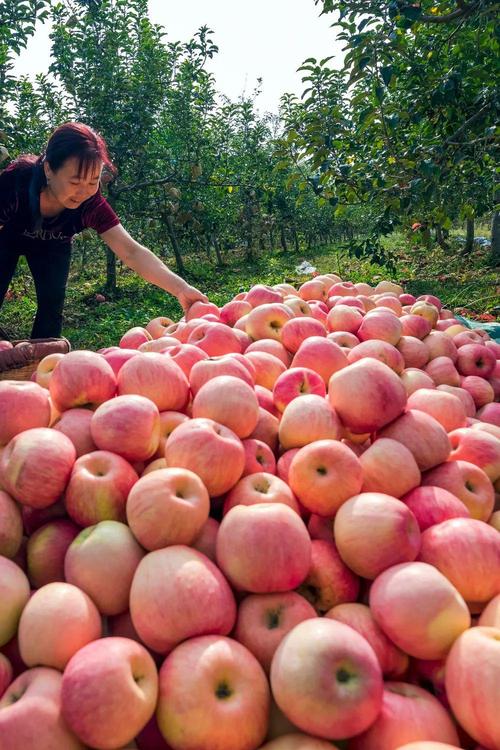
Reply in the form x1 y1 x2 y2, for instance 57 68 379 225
1 229 498 349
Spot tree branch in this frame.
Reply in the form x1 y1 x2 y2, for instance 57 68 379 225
444 100 495 146
420 3 478 23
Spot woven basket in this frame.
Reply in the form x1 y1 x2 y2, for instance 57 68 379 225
0 337 71 382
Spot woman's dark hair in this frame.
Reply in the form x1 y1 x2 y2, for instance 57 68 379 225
9 122 117 225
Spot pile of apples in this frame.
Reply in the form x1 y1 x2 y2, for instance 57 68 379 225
0 273 499 750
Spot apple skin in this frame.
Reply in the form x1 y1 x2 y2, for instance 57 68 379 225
393 743 462 750
259 734 339 749
279 394 341 450
273 367 326 412
187 321 242 356
191 517 219 563
64 520 144 615
49 350 117 411
445 627 500 750
407 388 467 434
359 438 421 498
241 438 276 475
64 450 139 527
117 352 189 412
223 472 299 515
334 493 421 580
418 518 500 606
192 375 259 438
357 310 402 346
52 407 97 457
130 545 236 654
270 618 383 740
296 539 360 614
91 394 161 462
436 383 476 417
0 557 30 648
119 326 152 348
244 351 286 390
247 283 283 306
26 519 80 588
478 401 500 427
126 467 210 550
245 338 292 366
233 592 317 673
326 603 408 678
165 417 245 497
250 407 280 452
291 336 348 384
456 343 496 378
424 356 461 387
0 652 12 698
348 339 405 374
0 667 84 750
478 593 500 627
18 582 101 670
245 303 294 342
288 439 363 516
400 314 433 340
281 317 326 353
157 635 270 750
0 428 76 509
328 359 407 434
421 460 494 521
461 374 495 409
349 682 460 750
447 427 500 482
326 303 363 334
379 410 451 472
0 490 23 559
369 562 471 660
400 368 436 396
0 381 51 446
61 637 158 750
401 486 470 531
216 504 311 593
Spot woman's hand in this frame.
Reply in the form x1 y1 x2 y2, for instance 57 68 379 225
177 283 209 314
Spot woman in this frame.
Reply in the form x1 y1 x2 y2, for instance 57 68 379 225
0 122 208 338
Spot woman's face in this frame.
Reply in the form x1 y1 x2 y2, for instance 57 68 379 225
44 156 102 209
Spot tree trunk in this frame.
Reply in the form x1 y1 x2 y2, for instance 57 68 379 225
269 227 275 250
211 233 224 267
490 210 500 267
292 227 300 254
280 224 288 252
105 248 116 295
165 214 185 276
463 217 475 254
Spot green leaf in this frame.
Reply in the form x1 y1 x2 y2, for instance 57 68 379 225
380 65 394 87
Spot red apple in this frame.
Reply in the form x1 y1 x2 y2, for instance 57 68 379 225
292 336 348 385
360 438 421 497
0 490 23 559
157 635 270 750
296 539 360 613
64 449 138 526
349 682 459 750
421 460 494 521
279 394 341 450
369 562 470 660
241 438 276 475
119 326 152 348
379 410 451 472
165 417 245 497
18 582 101 670
288 439 364 516
447 427 500 482
0 428 76 509
117 352 189 412
328 359 407 434
270 618 383 740
61 637 158 749
445 627 500 749
26 519 79 588
273 367 326 412
64 520 145 615
0 557 30 647
49 350 116 411
326 603 408 678
216 504 311 593
233 592 317 672
189 355 253 395
0 381 51 446
91 394 161 462
0 667 84 749
456 344 496 378
52 407 96 457
460 375 494 408
245 303 294 341
187 321 242 356
402 485 470 531
192 375 259 438
223 472 299 515
129 545 236 653
126 467 210 550
418 518 500 606
400 368 436 396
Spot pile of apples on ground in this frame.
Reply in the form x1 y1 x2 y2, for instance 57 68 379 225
0 274 500 750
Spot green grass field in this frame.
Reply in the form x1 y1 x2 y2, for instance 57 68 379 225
1 230 498 350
